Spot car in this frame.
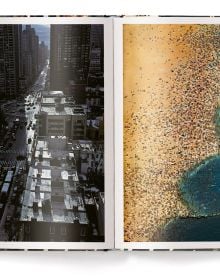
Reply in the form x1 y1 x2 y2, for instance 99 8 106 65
27 107 30 110
28 138 32 144
33 106 36 109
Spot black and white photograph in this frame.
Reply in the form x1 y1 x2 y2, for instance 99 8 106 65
0 1 219 280
0 23 105 242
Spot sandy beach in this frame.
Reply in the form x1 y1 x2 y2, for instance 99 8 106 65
123 24 220 241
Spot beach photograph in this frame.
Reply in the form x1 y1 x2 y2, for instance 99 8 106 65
123 24 220 242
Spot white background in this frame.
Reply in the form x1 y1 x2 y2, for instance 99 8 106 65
1 1 220 280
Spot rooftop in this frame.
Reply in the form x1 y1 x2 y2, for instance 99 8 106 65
42 91 64 97
35 137 75 168
20 191 88 224
40 105 75 116
40 105 85 116
20 133 86 224
42 97 66 105
72 140 104 153
20 165 85 224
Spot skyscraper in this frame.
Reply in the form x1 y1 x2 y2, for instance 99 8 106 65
38 41 49 70
50 25 91 92
21 25 40 88
89 25 104 74
0 25 22 98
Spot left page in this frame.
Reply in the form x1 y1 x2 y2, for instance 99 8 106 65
0 16 114 250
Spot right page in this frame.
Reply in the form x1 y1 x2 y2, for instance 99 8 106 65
115 16 220 250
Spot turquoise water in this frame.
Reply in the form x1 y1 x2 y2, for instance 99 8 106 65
180 155 220 216
161 216 220 241
160 86 220 241
161 156 220 241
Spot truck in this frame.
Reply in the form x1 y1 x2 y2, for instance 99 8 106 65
4 170 13 183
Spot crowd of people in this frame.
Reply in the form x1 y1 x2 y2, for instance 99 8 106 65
123 24 220 242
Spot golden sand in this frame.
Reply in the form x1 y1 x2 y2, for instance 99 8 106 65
123 24 220 241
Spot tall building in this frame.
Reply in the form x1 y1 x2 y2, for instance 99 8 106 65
38 41 49 70
50 25 91 93
89 25 104 75
0 25 22 98
21 25 40 88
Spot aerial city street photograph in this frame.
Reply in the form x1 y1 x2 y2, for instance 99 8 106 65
0 24 104 242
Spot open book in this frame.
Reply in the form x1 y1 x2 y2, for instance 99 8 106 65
0 16 220 250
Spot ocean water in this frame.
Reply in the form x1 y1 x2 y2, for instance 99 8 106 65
161 216 220 241
161 155 220 241
180 155 220 216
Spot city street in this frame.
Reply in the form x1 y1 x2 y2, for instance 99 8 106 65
0 62 49 162
0 61 49 240
0 23 105 243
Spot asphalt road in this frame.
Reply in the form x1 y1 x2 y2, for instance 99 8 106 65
0 62 49 240
0 63 49 162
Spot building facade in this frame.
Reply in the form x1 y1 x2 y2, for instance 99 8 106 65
21 25 40 88
37 91 86 139
0 24 22 98
50 25 91 93
38 41 49 70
